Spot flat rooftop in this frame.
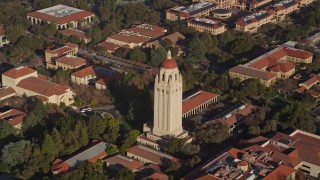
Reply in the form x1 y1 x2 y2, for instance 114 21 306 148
37 4 82 18
170 2 216 15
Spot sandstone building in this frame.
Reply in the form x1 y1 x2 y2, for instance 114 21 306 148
27 4 95 30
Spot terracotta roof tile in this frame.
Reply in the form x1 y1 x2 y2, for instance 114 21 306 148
126 145 179 166
0 109 26 127
71 66 96 78
56 55 86 67
51 140 108 174
188 17 226 29
104 154 144 171
269 61 295 72
17 76 70 97
126 24 166 38
2 67 37 79
209 104 258 128
283 47 313 59
230 65 276 80
97 41 121 52
302 76 320 88
0 87 16 99
182 91 218 114
264 165 295 180
108 33 149 44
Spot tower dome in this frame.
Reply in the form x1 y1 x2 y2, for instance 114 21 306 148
161 50 177 69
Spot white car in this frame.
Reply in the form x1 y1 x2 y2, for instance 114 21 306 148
80 108 92 113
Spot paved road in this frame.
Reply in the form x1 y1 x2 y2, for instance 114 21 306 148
78 50 157 73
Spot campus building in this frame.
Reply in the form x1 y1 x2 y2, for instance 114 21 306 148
229 46 313 86
126 145 179 167
144 32 186 55
51 140 110 174
71 66 120 90
296 74 320 98
187 17 226 35
0 24 9 48
137 51 192 150
267 0 299 21
232 0 273 11
2 67 74 106
166 2 216 21
27 4 95 30
45 43 82 70
208 102 259 133
98 24 167 53
235 10 276 33
184 129 320 179
195 0 272 10
182 90 219 119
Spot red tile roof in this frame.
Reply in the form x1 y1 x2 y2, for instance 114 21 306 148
2 67 37 79
283 47 313 59
51 140 108 174
95 79 106 86
97 41 121 52
108 33 149 44
138 163 169 180
56 55 86 67
104 154 144 171
230 65 276 80
235 11 274 26
209 104 258 128
264 165 295 180
188 17 226 29
268 61 295 72
0 109 26 127
27 10 94 25
0 87 16 99
71 66 96 78
183 91 218 114
46 46 73 57
302 75 320 88
126 145 179 166
227 147 246 159
17 76 70 97
247 47 311 74
126 24 167 38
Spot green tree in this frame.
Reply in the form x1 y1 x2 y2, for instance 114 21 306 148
121 130 140 151
198 32 213 52
194 123 230 144
0 121 17 140
116 168 135 180
103 116 120 143
167 138 184 155
52 128 64 155
188 36 206 61
6 25 24 43
41 133 58 157
1 140 31 167
150 47 166 67
114 47 129 58
128 47 147 62
91 26 103 44
88 115 107 139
